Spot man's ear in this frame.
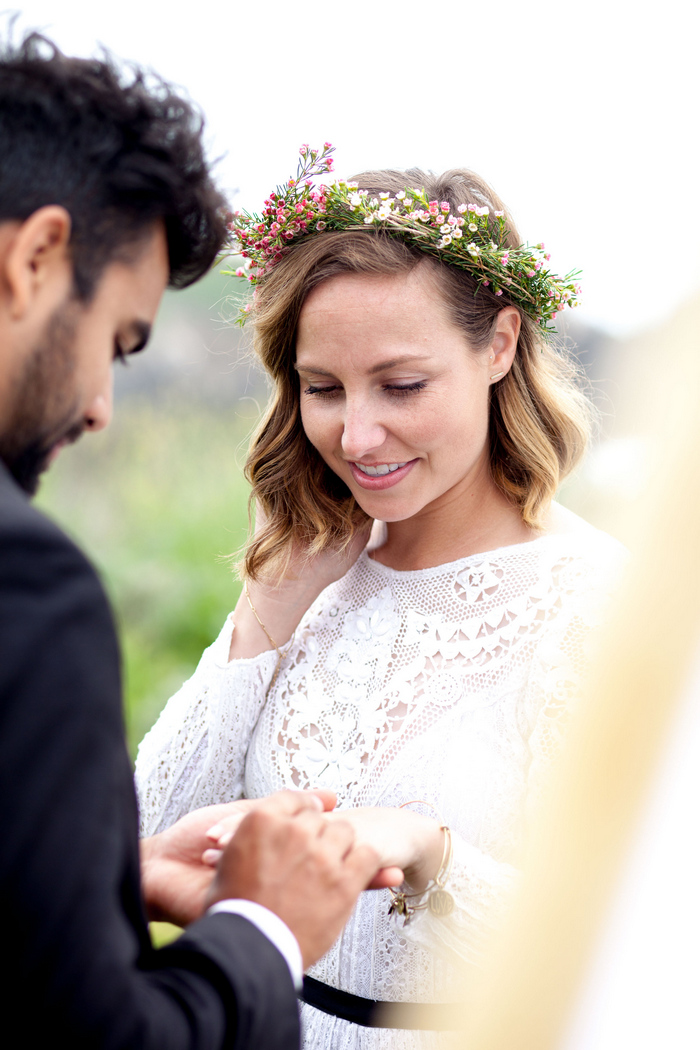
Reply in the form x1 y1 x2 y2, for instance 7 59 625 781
3 206 72 321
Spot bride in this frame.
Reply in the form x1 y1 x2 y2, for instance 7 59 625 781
136 146 624 1047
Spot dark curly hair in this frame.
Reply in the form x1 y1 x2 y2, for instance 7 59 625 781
0 29 228 298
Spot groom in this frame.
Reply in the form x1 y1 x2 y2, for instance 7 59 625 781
0 31 387 1048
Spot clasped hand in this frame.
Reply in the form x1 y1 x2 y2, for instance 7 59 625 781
140 789 406 969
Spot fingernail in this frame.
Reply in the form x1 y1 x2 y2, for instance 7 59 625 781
202 848 223 866
206 824 223 840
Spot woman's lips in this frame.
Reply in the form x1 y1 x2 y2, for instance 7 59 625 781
348 459 417 490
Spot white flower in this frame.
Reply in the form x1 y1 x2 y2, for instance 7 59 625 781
396 190 406 200
363 215 374 224
457 203 468 214
349 193 362 207
452 227 463 238
440 223 451 234
379 191 390 200
467 242 480 256
438 235 452 247
468 223 478 232
477 206 490 216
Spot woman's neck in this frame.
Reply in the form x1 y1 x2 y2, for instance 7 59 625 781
371 481 536 572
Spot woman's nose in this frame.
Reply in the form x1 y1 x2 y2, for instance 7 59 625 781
340 401 386 460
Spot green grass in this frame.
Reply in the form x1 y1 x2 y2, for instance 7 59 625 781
36 397 256 754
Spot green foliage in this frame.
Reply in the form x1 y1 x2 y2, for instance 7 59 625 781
36 398 256 755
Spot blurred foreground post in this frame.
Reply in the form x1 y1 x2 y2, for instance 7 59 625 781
425 348 700 1048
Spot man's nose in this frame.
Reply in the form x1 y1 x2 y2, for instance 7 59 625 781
83 387 113 433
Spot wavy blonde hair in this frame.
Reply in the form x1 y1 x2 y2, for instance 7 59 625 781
243 167 593 580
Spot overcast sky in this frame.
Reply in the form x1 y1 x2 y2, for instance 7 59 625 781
7 1 698 337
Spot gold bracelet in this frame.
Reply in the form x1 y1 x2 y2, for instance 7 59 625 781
388 802 455 924
243 581 295 692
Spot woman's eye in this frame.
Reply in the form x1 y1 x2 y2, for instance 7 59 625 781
304 385 341 398
384 381 427 397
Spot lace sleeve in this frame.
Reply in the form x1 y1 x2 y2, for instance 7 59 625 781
135 616 278 836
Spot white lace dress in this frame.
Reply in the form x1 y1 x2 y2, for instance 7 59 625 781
136 523 623 1050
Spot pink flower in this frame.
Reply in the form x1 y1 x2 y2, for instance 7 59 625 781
483 279 490 286
325 158 334 171
495 289 503 296
494 210 504 218
299 144 309 154
440 201 450 213
295 203 305 213
428 200 440 215
235 267 245 277
324 141 332 149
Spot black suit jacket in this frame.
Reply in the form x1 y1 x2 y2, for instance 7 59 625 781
0 463 300 1049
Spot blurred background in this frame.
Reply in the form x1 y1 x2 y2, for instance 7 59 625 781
6 0 696 751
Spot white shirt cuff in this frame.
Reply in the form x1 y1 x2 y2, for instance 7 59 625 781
207 899 303 990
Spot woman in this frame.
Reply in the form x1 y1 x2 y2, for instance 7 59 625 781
136 146 624 1047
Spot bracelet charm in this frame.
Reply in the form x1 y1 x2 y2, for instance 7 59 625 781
388 802 454 925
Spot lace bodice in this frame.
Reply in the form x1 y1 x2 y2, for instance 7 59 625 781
136 522 623 1050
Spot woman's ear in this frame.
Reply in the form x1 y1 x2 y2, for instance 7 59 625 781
487 306 521 382
3 206 72 321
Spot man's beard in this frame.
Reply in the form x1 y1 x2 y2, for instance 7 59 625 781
0 304 85 495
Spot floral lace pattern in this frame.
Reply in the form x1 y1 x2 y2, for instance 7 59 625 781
135 526 624 1050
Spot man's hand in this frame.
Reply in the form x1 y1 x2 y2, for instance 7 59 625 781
140 800 262 926
206 792 398 969
140 791 338 927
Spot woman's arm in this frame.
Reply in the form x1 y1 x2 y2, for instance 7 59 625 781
136 511 376 835
322 806 520 967
228 506 374 661
134 620 279 835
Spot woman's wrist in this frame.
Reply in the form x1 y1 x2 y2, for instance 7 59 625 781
403 815 448 894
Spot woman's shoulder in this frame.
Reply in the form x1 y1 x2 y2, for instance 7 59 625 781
543 502 627 562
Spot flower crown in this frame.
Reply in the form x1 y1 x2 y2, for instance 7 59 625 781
226 144 581 333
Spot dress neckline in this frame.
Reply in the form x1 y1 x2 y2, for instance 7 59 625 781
362 530 571 579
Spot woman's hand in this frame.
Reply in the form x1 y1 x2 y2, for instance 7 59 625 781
325 807 446 894
228 504 374 661
203 791 404 890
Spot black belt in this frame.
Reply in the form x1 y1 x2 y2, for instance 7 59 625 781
300 976 466 1031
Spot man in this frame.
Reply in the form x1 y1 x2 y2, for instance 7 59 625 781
0 32 393 1048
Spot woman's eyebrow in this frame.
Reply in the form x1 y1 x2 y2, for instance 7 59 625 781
294 355 432 376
